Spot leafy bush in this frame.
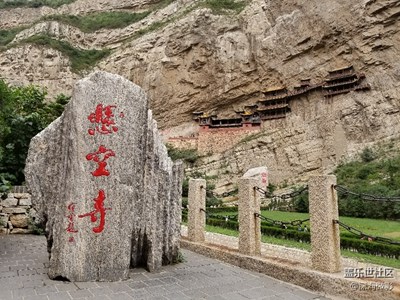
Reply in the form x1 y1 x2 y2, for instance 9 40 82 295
166 144 198 164
360 147 376 163
0 171 15 196
28 215 45 235
0 27 26 47
293 190 309 213
172 251 185 263
0 79 69 186
206 196 222 207
20 35 110 73
335 152 400 219
0 0 76 9
43 11 151 33
266 187 309 213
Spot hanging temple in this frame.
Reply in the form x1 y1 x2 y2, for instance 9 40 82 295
192 65 371 130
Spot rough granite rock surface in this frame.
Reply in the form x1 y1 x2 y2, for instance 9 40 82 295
24 71 183 282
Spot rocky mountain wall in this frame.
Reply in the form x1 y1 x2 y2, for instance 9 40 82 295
0 0 157 29
1 0 400 185
189 88 400 193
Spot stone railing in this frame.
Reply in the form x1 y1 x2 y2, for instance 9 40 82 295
185 176 341 273
0 187 37 234
183 176 399 300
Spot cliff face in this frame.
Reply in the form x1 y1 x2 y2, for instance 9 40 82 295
0 0 156 29
1 0 400 186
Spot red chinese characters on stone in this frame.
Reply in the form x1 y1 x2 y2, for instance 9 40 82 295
86 145 115 177
66 203 78 234
78 190 111 233
87 104 124 135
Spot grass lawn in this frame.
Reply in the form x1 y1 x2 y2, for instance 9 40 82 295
216 210 400 241
200 211 400 268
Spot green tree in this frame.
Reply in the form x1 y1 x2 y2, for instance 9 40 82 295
335 151 400 220
0 79 69 187
166 144 198 164
293 192 309 213
360 147 375 163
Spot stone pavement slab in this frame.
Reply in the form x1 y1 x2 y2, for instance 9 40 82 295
0 235 331 300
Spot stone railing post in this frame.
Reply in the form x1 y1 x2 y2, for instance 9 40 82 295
238 178 261 256
188 178 206 243
309 175 341 273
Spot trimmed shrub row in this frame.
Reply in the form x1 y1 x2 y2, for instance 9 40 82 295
197 216 400 258
205 206 271 213
340 236 400 259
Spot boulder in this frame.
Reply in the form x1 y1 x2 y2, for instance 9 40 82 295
10 214 29 228
242 166 269 190
25 71 183 282
2 208 27 214
1 197 18 207
19 197 32 206
12 193 29 199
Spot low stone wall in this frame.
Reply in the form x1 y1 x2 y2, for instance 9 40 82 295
167 136 198 150
197 126 261 155
181 225 311 267
0 188 36 234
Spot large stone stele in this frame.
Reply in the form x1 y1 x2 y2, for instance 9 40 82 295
25 71 183 282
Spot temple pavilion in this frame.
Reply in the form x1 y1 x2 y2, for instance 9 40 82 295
257 87 290 120
322 65 370 97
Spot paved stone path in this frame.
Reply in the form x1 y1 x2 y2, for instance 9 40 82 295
0 235 331 300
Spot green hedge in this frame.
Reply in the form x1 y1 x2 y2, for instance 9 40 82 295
206 206 271 213
340 236 400 259
193 216 400 258
206 207 238 213
260 225 310 242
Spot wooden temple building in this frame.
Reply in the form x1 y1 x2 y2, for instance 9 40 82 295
290 78 322 97
234 104 260 124
192 111 260 130
322 66 371 97
257 87 291 120
192 65 371 129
